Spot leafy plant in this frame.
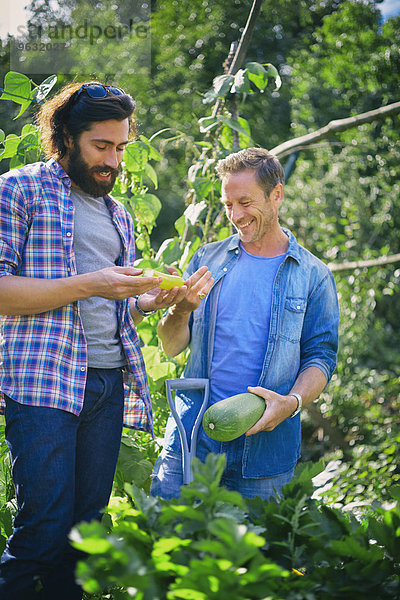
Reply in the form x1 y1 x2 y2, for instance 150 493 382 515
71 456 400 599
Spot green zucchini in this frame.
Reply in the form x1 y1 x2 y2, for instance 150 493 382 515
202 392 265 441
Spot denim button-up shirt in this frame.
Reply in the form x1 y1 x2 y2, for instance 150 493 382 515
164 230 339 477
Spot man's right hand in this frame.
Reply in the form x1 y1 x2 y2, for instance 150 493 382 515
170 265 214 313
156 265 214 357
90 266 163 300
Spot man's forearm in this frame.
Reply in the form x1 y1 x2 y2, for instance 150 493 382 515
0 268 161 316
289 366 327 407
157 306 192 356
0 273 96 315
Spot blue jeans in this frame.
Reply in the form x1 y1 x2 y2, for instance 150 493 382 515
0 367 124 600
151 434 295 501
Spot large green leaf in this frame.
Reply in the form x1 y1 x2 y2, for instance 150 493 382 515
0 72 32 118
0 135 20 161
132 193 162 232
124 140 150 172
141 346 176 381
217 115 252 138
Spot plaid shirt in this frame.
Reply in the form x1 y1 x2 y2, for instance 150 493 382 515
0 159 153 433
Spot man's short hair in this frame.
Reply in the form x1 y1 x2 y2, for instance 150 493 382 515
215 147 285 197
36 81 137 160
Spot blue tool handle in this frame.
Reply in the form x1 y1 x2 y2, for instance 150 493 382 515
165 378 210 484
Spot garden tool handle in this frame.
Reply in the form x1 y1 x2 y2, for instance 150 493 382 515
165 378 210 484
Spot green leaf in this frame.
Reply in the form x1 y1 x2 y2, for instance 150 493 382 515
263 62 282 90
202 74 234 104
115 436 153 488
152 536 191 557
0 129 5 144
17 132 40 164
21 124 38 136
32 74 57 103
217 115 252 138
0 72 32 118
174 214 186 236
1 135 20 160
139 135 163 161
189 178 212 201
132 193 162 232
244 62 270 91
330 536 383 563
141 346 176 381
144 162 158 188
155 237 183 265
124 140 150 172
231 68 252 94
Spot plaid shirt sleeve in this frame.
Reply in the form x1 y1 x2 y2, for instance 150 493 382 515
0 170 30 277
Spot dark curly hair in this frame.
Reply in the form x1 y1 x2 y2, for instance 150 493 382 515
36 81 137 160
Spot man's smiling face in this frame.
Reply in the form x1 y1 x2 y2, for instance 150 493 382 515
64 119 129 197
221 169 282 253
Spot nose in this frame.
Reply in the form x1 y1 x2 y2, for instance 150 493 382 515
104 148 120 169
230 204 244 222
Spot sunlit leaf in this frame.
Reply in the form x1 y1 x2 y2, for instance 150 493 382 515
124 141 150 172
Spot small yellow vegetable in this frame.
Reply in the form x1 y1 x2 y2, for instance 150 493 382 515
143 268 185 290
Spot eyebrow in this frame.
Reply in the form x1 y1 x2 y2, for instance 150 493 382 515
222 195 252 202
91 138 129 146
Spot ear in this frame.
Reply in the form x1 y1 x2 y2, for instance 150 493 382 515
63 129 73 151
270 183 284 207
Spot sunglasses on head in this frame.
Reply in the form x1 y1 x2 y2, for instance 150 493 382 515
73 83 125 103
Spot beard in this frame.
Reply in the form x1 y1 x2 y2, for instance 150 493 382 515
66 144 121 197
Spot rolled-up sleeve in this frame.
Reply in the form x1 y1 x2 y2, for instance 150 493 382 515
299 269 339 384
0 175 28 277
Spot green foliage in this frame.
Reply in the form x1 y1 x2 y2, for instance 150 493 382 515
0 2 399 597
0 417 17 555
71 456 400 599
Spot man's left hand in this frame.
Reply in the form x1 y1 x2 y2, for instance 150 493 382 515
245 386 298 436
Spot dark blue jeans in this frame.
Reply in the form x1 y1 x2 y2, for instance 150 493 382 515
0 367 124 600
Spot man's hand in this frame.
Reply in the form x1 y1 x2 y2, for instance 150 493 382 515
245 386 298 436
137 265 213 314
90 266 163 299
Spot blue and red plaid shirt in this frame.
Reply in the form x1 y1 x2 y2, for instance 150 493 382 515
0 159 153 433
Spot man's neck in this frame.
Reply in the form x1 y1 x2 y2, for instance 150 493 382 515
241 227 289 257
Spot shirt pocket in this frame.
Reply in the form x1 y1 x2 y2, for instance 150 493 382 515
279 297 307 343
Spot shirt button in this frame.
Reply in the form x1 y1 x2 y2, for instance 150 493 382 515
235 250 239 254
66 232 72 237
223 267 227 272
297 305 301 310
80 367 86 372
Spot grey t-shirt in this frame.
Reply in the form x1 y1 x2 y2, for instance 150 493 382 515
71 188 126 368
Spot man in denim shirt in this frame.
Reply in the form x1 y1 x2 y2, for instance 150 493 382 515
152 147 339 500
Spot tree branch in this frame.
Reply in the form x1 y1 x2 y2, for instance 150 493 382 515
271 101 400 158
211 0 263 118
329 253 400 272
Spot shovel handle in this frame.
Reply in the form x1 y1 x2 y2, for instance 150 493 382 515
165 378 209 484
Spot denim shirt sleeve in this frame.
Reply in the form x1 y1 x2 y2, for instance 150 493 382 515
299 268 339 383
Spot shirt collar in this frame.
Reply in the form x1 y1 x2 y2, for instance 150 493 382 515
227 228 301 263
47 158 71 183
